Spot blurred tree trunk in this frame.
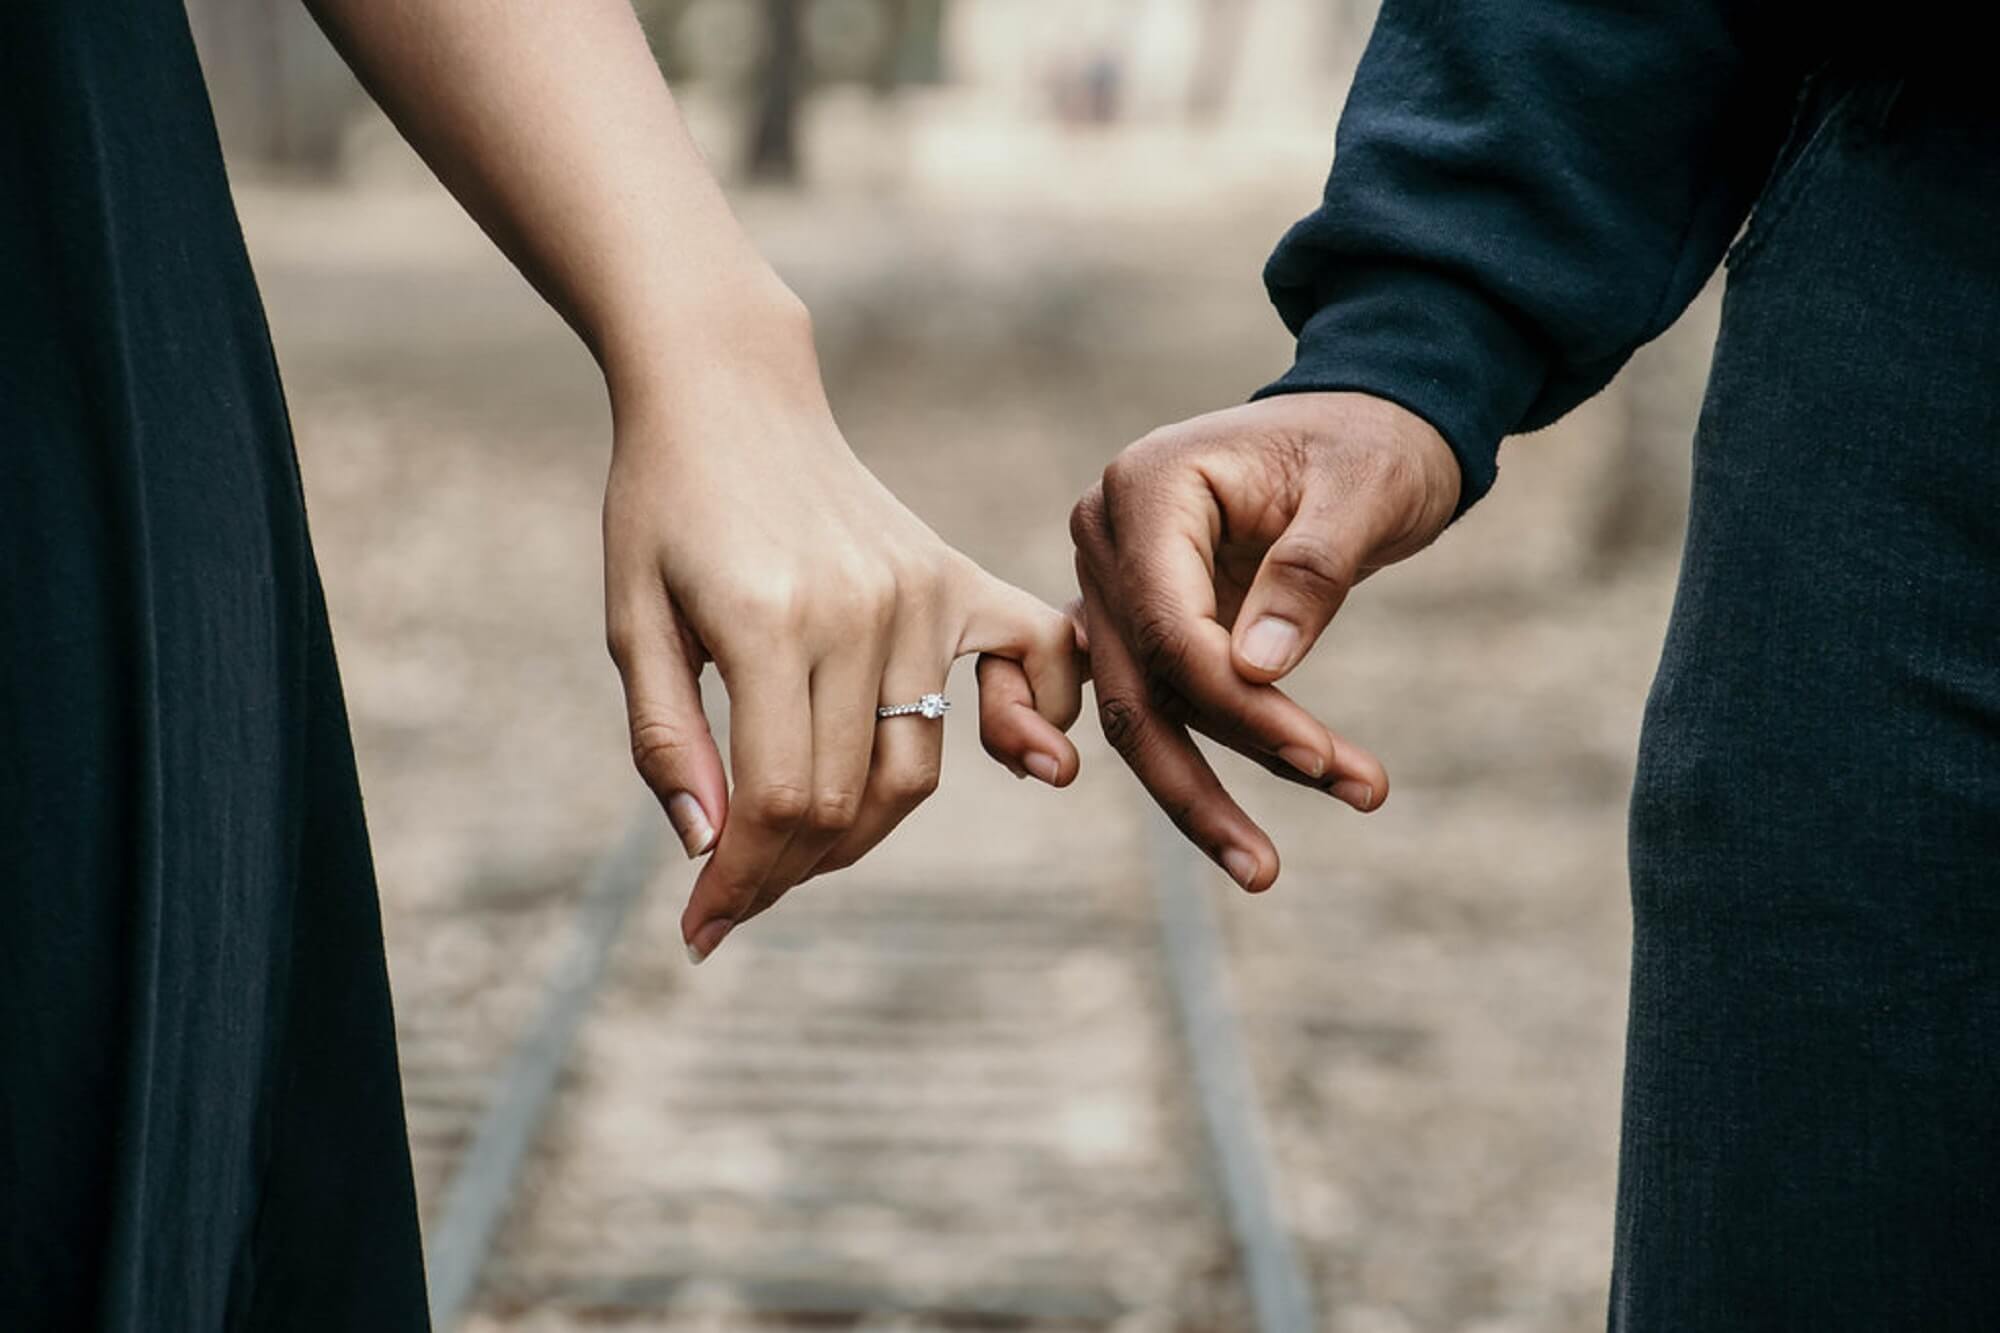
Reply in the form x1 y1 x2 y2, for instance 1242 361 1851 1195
184 0 360 170
1187 0 1255 121
877 0 946 91
746 0 807 181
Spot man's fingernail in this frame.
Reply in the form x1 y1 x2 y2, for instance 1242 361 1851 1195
1221 848 1260 891
666 792 716 858
1333 780 1375 811
686 918 732 964
1278 745 1326 780
1024 752 1061 785
1240 617 1300 673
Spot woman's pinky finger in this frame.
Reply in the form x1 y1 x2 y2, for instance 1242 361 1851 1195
959 575 1085 731
976 653 1078 787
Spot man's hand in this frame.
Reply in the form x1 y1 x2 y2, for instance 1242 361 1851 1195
1069 391 1461 890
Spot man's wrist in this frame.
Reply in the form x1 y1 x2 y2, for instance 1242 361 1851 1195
1263 390 1463 557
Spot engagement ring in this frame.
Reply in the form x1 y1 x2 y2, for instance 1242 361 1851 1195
877 693 951 721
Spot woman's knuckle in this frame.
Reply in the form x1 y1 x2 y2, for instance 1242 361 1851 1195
859 570 899 626
1099 453 1132 497
894 556 952 616
749 781 812 827
740 576 806 628
807 788 864 832
891 761 941 805
629 719 692 783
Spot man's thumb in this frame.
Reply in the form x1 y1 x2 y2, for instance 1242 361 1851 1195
1230 505 1363 683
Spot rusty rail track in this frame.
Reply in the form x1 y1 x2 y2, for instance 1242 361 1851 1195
417 803 1313 1332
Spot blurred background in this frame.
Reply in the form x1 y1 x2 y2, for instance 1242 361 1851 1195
188 2 1718 1329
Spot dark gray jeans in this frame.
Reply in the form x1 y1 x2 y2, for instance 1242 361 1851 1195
1615 75 2000 1329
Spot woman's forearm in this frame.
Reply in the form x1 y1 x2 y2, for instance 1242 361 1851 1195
304 0 806 403
307 1 1085 962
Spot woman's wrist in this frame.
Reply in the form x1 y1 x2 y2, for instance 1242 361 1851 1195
597 261 821 426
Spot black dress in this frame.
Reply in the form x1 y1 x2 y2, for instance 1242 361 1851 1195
1 3 429 1328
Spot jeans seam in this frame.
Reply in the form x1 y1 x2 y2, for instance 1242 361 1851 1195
1725 80 1861 278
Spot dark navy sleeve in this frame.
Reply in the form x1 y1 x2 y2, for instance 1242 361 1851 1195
1255 0 1801 511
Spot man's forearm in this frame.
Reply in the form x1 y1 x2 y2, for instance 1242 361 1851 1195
1259 0 1800 514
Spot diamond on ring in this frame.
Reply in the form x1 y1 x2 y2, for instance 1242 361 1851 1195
877 692 951 721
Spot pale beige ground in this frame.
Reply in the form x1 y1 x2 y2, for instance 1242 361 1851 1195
238 94 1711 1333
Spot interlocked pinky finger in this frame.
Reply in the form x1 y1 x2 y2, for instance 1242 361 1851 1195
976 654 1078 787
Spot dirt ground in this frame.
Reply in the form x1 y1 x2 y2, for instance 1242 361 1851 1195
236 91 1713 1333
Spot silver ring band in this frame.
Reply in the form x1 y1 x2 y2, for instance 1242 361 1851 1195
877 693 951 721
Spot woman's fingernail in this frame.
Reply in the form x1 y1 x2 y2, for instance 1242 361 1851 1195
686 917 732 965
1221 848 1260 891
666 792 716 858
1024 752 1061 785
1278 745 1326 780
1240 617 1300 673
1333 779 1375 811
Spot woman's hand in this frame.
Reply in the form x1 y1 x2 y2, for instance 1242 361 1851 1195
603 294 1082 963
301 0 1078 960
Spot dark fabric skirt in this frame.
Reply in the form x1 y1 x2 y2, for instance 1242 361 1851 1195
1 2 429 1327
1614 76 2000 1329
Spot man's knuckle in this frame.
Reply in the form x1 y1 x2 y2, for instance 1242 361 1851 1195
1098 446 1159 511
1144 671 1192 721
1161 790 1204 837
1269 531 1353 598
1099 452 1133 498
1068 484 1107 548
1096 692 1150 758
1128 607 1193 678
1369 439 1421 497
